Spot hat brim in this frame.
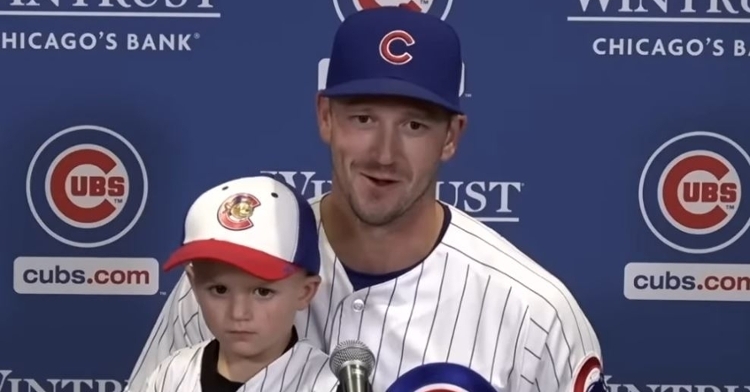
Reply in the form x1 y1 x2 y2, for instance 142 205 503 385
321 78 463 114
163 239 299 281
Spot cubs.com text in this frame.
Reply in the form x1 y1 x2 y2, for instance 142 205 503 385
624 262 750 302
13 257 158 295
0 32 199 51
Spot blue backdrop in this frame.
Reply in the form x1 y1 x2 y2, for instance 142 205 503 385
2 0 749 390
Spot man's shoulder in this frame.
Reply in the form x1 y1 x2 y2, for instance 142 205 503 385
443 208 604 388
443 206 600 349
444 206 575 298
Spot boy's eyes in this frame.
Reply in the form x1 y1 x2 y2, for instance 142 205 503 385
209 285 227 295
207 285 275 297
254 288 274 297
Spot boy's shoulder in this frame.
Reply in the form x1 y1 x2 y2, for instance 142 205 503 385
293 338 329 361
276 339 339 391
146 339 338 392
169 340 211 360
156 340 211 374
139 341 210 392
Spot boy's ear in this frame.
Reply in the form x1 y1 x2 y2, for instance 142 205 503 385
296 275 321 311
185 263 195 287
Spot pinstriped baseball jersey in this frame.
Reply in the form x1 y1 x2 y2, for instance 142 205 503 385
126 195 604 392
139 339 338 392
296 198 603 392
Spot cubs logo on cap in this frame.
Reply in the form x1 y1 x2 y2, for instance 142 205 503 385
163 175 320 280
379 30 415 65
320 7 464 114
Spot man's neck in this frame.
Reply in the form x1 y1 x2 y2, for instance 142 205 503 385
321 187 444 275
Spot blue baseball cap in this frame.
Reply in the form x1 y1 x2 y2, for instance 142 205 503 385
321 7 464 114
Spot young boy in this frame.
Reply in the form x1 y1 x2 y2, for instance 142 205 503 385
139 175 339 392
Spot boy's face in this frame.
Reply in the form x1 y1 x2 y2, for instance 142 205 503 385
187 260 320 360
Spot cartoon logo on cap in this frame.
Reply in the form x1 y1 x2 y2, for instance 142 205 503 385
638 131 750 254
380 30 415 65
218 193 261 231
333 0 453 22
26 125 148 249
386 363 495 392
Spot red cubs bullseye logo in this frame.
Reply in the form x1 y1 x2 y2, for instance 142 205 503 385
638 131 750 254
46 144 129 228
26 125 148 248
333 0 452 22
380 30 415 65
658 151 740 235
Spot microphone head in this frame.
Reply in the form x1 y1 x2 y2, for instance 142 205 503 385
329 340 376 375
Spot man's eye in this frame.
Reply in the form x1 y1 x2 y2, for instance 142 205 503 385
353 115 372 123
408 121 425 130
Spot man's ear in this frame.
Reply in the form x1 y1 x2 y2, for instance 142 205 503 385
316 93 333 145
441 114 468 162
296 275 322 311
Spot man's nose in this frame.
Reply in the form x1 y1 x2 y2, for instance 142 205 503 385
372 125 401 165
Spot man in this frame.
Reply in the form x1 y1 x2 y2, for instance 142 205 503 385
126 6 606 392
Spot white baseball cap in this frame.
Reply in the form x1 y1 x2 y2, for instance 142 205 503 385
163 175 320 280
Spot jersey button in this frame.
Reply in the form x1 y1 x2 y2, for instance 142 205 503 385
352 299 365 312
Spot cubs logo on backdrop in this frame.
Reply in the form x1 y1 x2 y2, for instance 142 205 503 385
26 125 148 249
332 0 454 22
638 131 750 254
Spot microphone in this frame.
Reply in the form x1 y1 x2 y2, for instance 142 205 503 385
329 340 375 392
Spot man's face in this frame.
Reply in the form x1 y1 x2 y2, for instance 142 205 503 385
317 95 466 226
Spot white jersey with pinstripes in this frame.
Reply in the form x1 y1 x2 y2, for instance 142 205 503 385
138 340 338 392
126 194 603 392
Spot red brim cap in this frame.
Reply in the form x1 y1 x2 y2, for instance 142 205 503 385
162 239 299 281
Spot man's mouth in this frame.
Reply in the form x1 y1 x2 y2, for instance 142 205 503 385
362 174 398 187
